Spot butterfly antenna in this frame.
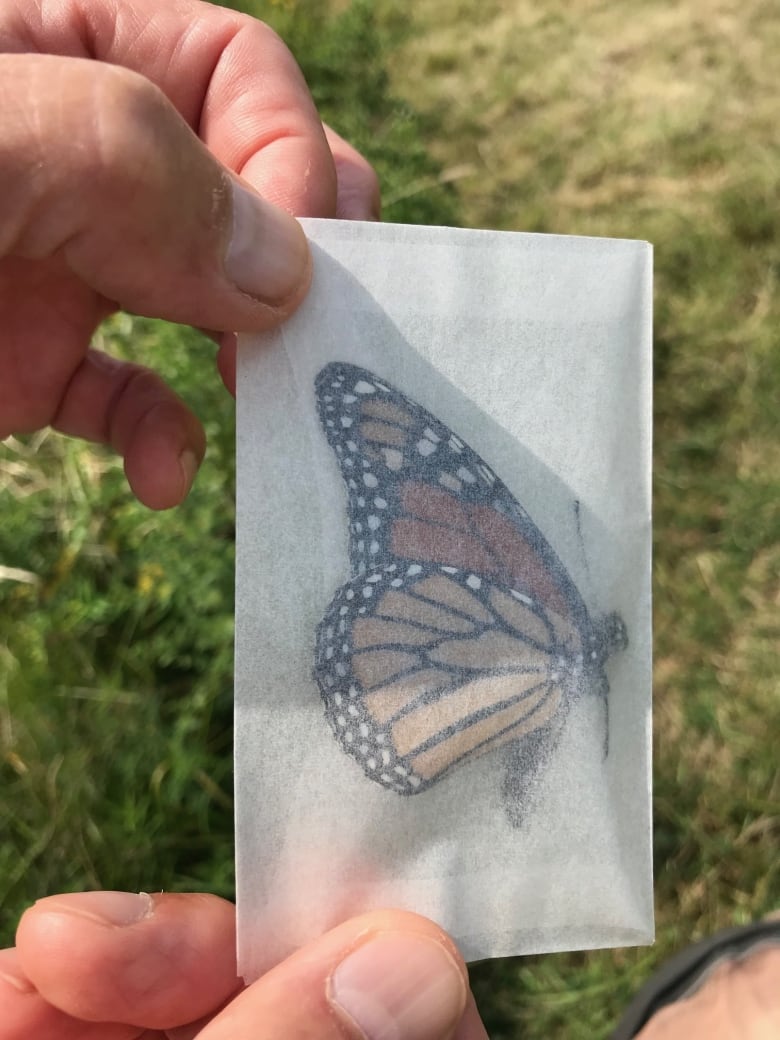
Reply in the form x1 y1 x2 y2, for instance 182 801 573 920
573 499 592 581
603 683 610 758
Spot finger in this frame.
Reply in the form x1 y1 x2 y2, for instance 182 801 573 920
197 909 470 1040
0 948 138 1040
16 894 484 1040
454 994 491 1040
216 333 237 399
0 53 311 333
16 892 241 1032
324 124 382 221
52 350 206 510
6 0 338 217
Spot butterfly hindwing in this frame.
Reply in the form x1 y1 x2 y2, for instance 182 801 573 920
315 563 572 794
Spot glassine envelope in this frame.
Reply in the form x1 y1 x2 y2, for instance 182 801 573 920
234 219 653 981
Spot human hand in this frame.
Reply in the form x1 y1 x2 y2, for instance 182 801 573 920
0 0 379 509
2 891 488 1039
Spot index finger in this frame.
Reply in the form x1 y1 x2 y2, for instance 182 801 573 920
3 0 337 215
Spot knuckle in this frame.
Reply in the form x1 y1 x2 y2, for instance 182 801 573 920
106 361 174 449
88 65 171 186
120 362 169 409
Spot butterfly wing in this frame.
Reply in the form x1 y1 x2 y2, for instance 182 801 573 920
314 564 578 794
315 362 590 629
313 362 622 810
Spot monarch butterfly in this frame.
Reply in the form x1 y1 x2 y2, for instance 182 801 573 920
313 362 627 820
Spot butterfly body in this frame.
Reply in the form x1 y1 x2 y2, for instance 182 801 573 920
313 363 626 808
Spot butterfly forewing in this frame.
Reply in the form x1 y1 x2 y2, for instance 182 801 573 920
315 364 588 622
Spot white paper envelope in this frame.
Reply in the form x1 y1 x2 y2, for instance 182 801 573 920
234 219 653 981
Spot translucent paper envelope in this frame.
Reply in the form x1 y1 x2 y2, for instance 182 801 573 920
235 219 653 980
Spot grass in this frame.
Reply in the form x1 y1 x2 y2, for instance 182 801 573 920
1 1 779 1037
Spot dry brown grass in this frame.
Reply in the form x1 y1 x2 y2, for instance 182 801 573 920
380 0 779 234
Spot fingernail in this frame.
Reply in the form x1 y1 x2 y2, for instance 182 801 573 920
226 179 310 305
38 891 154 927
179 449 200 496
328 933 467 1040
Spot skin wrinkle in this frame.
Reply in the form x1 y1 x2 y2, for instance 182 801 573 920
118 928 189 1011
0 67 49 257
187 20 245 140
52 0 93 56
0 952 36 995
49 352 172 454
108 369 177 456
89 904 213 1024
0 5 38 52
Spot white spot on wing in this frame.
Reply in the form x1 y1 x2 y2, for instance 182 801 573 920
382 448 403 470
510 589 533 605
354 381 376 395
439 473 462 492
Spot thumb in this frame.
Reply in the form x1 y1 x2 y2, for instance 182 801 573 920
200 910 472 1040
1 53 311 331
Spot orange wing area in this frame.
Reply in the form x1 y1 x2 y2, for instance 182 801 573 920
339 572 577 789
392 482 569 616
406 681 563 782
